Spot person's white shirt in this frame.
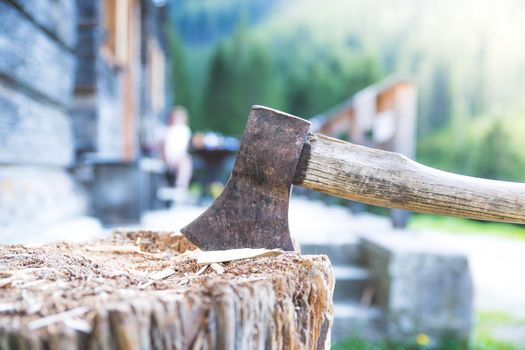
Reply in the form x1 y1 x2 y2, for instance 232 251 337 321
164 123 191 168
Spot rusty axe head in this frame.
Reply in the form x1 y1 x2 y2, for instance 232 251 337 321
181 106 310 251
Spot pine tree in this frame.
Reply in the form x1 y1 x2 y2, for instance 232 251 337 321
201 25 282 136
201 43 236 133
168 28 193 117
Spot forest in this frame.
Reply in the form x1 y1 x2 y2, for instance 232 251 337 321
169 0 525 182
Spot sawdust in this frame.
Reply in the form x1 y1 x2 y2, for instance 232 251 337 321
0 230 334 349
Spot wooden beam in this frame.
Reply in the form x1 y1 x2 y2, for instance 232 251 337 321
0 2 75 107
9 0 77 49
0 83 73 166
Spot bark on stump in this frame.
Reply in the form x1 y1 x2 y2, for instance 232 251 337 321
0 231 334 349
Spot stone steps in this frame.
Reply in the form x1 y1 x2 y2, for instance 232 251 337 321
332 265 372 300
300 241 384 343
332 302 384 342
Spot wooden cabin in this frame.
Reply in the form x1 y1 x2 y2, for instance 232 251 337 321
74 0 170 161
0 0 172 237
312 77 418 227
74 0 172 224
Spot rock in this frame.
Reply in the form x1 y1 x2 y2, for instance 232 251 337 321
361 230 473 347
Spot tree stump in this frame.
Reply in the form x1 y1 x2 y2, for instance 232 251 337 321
0 231 334 349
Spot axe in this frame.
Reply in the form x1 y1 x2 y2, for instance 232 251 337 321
182 106 525 251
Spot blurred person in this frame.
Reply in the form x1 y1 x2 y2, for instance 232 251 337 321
163 106 193 203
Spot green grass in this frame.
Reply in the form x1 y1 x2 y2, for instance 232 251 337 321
332 311 523 350
472 311 525 350
331 337 465 350
331 337 515 350
408 214 525 241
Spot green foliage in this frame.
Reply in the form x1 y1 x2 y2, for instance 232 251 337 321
408 215 525 241
168 28 193 113
331 336 467 350
200 24 283 135
472 337 517 350
467 121 524 181
173 20 383 136
331 336 390 350
419 61 453 134
332 334 516 350
417 119 525 182
170 0 525 178
473 311 522 350
284 53 382 117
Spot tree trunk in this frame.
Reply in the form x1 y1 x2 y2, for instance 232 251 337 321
0 230 334 349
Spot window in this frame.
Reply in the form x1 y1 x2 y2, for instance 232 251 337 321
102 0 133 66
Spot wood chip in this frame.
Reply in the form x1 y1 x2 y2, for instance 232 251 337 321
210 263 224 274
171 249 200 262
149 268 175 281
0 272 32 288
0 303 16 313
85 245 155 257
64 317 92 333
138 280 154 289
0 276 15 288
126 268 148 279
85 245 140 254
27 306 90 330
196 248 284 265
195 265 208 276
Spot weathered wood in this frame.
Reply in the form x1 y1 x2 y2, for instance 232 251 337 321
0 83 74 166
0 231 334 349
10 0 77 49
294 133 525 224
0 2 75 106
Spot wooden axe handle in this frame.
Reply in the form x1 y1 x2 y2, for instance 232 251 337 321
293 133 525 224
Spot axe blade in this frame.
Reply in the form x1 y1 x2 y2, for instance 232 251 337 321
181 106 310 251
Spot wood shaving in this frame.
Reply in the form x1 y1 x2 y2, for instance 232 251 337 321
0 276 15 289
0 304 15 313
85 244 154 256
171 249 200 262
197 248 284 265
138 280 154 289
210 263 224 274
149 268 175 281
64 317 92 333
195 265 208 276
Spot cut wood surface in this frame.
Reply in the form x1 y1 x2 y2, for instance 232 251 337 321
0 230 334 350
294 133 525 224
